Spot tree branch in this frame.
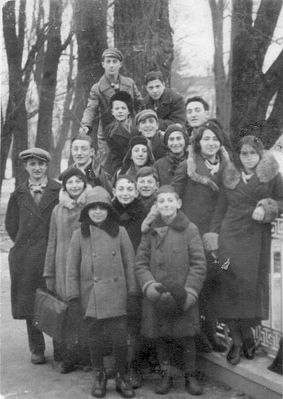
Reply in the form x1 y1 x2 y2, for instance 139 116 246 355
60 30 73 52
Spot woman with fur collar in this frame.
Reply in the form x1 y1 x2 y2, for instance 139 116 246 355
209 135 283 366
44 167 91 373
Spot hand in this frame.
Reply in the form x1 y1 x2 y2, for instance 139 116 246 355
45 277 55 293
145 282 163 302
183 294 196 311
252 206 265 221
202 232 219 253
79 126 90 135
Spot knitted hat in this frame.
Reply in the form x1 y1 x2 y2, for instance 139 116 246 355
79 186 113 222
164 124 188 146
59 167 87 189
194 120 224 145
121 135 155 169
129 135 148 149
135 109 158 125
19 147 51 162
102 48 123 61
110 91 133 114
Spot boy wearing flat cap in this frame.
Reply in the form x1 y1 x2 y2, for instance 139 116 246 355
5 148 61 365
80 48 142 165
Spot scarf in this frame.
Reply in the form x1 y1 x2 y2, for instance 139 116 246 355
28 177 47 205
241 170 254 184
204 157 220 175
167 151 187 175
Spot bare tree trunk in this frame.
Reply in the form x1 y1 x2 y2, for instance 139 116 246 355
114 0 173 91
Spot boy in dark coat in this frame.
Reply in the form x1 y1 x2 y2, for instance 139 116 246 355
5 148 61 365
135 166 159 215
135 185 207 395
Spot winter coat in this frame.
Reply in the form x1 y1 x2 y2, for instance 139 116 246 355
43 188 90 300
143 88 186 131
210 154 283 321
81 74 142 139
112 198 147 252
140 194 156 216
79 161 112 194
66 225 137 319
5 179 61 319
135 211 206 338
154 151 187 185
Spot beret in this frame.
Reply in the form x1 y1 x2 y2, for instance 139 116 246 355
135 109 158 125
128 135 148 149
196 120 224 145
19 147 51 162
102 48 123 62
164 124 188 146
58 167 87 188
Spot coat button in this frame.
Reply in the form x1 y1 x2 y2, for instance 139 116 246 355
94 277 99 282
112 251 116 256
113 277 118 282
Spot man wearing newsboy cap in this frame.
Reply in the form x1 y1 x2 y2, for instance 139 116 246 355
80 48 142 165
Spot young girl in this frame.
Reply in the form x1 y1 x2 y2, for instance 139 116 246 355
66 186 136 398
44 167 90 372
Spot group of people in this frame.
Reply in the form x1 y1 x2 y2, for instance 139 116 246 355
5 47 283 398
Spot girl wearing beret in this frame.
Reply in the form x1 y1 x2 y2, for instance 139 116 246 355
5 148 61 365
209 135 283 365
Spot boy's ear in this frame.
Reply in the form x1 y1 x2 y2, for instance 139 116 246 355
176 198 182 209
155 181 160 190
134 188 139 198
112 188 117 198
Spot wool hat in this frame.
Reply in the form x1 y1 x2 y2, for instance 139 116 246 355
59 167 87 189
135 109 158 125
195 120 224 145
110 91 133 114
102 48 123 62
164 124 188 146
79 186 113 222
19 147 51 162
128 135 148 149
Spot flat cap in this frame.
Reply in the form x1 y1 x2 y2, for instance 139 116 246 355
135 109 158 125
102 48 123 62
19 147 51 162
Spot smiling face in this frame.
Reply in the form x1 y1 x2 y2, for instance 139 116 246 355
111 100 130 122
156 192 181 220
186 101 209 128
199 129 221 161
136 174 159 198
102 56 121 78
24 158 48 182
146 79 165 100
113 178 138 205
239 144 260 173
138 117 159 139
167 131 186 154
71 139 94 168
65 176 85 199
88 205 108 224
131 144 148 167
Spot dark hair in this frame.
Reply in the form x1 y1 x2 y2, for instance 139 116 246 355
114 174 137 187
193 121 224 154
156 184 180 199
110 91 133 114
185 96 209 111
135 166 159 182
144 71 165 85
71 134 94 148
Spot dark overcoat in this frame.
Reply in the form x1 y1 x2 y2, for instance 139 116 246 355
5 179 61 319
210 154 283 321
135 212 206 338
154 152 187 186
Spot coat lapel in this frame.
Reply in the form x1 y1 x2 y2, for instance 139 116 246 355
38 179 60 214
19 183 43 219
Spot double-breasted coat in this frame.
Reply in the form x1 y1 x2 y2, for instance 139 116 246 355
5 179 61 319
210 154 283 321
135 212 207 338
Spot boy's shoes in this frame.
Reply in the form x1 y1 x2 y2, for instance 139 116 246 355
58 361 76 374
185 373 203 395
116 373 135 398
242 338 256 360
226 344 242 365
31 351 46 365
91 371 107 398
208 334 227 353
155 363 173 395
127 368 142 389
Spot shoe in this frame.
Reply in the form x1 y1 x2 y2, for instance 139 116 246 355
195 332 213 353
155 364 173 395
116 373 135 398
208 334 227 353
185 373 203 395
58 361 76 374
91 371 107 398
127 368 142 389
227 345 242 365
31 352 46 365
242 338 256 359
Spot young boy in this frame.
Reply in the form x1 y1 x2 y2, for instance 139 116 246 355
135 109 167 160
135 185 206 396
104 91 135 176
136 166 159 215
66 186 136 398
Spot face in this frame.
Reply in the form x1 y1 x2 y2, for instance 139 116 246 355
136 175 159 198
65 176 85 199
71 139 94 167
111 100 130 122
138 117 158 139
239 144 260 173
113 178 138 205
186 101 209 127
102 56 121 77
199 129 221 159
25 158 48 182
156 192 181 219
167 131 186 154
146 79 165 100
131 144 148 167
88 205 108 224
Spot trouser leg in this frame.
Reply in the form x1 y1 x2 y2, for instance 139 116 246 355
179 336 196 374
85 318 105 372
227 320 243 346
110 317 128 377
26 318 45 354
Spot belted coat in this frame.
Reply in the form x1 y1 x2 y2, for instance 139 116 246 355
5 179 61 319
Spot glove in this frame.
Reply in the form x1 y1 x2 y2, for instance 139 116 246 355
163 280 187 313
145 282 164 302
45 277 55 293
67 298 81 327
155 292 179 318
183 294 196 311
126 293 142 318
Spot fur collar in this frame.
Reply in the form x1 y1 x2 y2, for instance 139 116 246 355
59 184 92 209
151 210 189 232
222 152 279 189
